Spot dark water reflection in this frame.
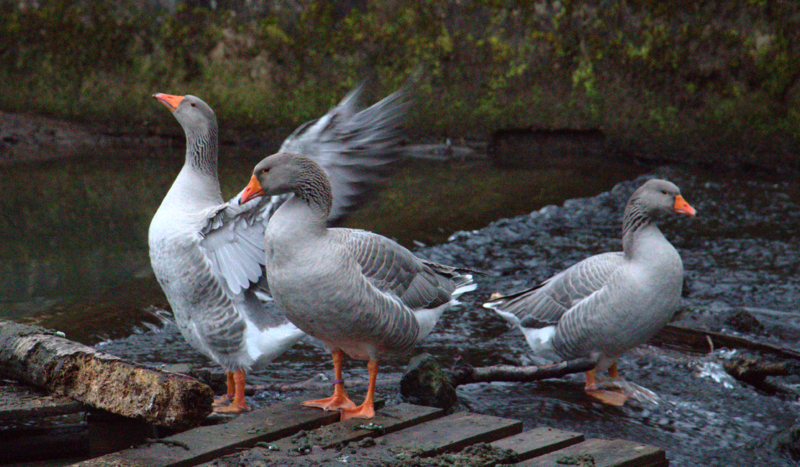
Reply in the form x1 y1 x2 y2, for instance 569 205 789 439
3 147 800 466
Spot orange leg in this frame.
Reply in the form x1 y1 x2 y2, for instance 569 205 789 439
214 370 250 413
212 371 236 407
608 362 619 379
584 368 627 406
341 359 378 421
303 350 356 411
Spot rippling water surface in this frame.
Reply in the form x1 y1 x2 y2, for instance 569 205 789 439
2 148 799 466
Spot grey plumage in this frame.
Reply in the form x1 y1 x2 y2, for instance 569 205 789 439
249 152 477 362
485 179 695 371
149 86 409 374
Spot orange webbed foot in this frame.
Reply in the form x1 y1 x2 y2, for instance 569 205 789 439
212 394 234 407
212 401 250 414
340 401 375 421
303 393 357 411
585 388 628 406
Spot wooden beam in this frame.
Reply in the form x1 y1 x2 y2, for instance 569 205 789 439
75 395 345 467
491 426 585 461
519 438 667 467
0 320 212 429
378 412 523 456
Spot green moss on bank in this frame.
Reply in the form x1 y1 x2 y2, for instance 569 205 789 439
1 0 799 166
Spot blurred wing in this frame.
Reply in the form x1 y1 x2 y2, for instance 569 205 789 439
485 252 625 328
279 84 409 223
198 192 275 297
198 84 409 296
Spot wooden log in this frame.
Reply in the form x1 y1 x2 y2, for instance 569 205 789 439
450 358 597 387
0 320 212 429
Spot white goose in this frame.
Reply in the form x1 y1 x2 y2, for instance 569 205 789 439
149 86 408 413
238 151 477 420
484 179 696 405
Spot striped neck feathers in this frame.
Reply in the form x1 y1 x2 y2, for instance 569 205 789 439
185 124 219 175
621 194 655 254
291 156 333 218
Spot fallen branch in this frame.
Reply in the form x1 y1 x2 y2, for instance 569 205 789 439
0 320 212 429
650 324 800 363
450 358 597 387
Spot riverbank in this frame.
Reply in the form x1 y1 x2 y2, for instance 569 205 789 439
2 1 800 172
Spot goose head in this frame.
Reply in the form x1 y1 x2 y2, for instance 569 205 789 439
239 152 332 209
153 93 217 138
633 179 696 217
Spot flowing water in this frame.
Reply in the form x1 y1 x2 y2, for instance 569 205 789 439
1 147 799 466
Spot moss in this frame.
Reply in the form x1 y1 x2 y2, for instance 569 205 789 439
1 0 800 165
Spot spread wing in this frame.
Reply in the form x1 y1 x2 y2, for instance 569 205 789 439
279 84 409 223
199 84 409 296
485 252 625 329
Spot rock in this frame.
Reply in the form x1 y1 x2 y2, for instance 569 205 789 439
764 424 800 461
399 353 459 411
724 309 768 336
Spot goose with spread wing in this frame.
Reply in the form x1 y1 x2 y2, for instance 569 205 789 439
484 179 696 405
149 86 408 413
238 151 477 420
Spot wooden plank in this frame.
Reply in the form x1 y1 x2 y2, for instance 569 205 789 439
378 411 523 456
0 412 89 463
210 403 447 466
201 410 523 466
491 426 585 461
519 438 667 467
292 403 445 450
74 395 344 467
0 379 85 420
0 380 90 463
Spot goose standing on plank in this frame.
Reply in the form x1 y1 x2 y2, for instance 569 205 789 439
484 179 696 406
149 86 408 413
238 151 477 420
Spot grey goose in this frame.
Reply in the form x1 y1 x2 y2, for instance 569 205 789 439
484 179 696 405
149 86 408 412
239 151 477 420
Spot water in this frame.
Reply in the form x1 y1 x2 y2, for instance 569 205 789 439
2 148 799 466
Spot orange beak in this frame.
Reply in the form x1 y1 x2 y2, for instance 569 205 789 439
673 195 696 216
239 175 265 204
153 93 184 112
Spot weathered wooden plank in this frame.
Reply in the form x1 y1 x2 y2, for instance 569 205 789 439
0 320 212 429
74 395 346 467
379 411 523 456
303 402 445 449
0 412 89 463
238 402 445 464
519 438 667 467
0 380 90 463
0 379 85 420
200 409 524 466
490 426 585 461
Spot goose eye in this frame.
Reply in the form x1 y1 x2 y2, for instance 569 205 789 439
262 168 270 174
662 190 669 195
190 103 196 107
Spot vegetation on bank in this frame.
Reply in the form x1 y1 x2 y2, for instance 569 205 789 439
1 0 799 163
